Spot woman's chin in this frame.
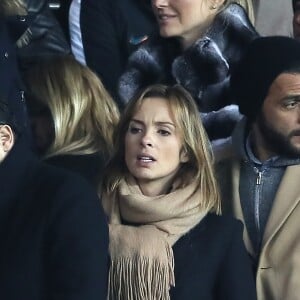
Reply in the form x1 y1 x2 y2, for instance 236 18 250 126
159 28 177 38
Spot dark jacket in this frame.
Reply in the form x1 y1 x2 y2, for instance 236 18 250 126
170 213 257 300
78 0 156 105
119 3 259 139
5 0 70 72
45 153 105 188
49 0 72 41
0 137 108 299
0 18 29 134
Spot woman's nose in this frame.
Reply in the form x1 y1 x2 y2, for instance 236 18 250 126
152 0 168 8
140 133 153 147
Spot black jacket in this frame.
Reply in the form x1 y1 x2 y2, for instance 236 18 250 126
78 0 156 105
49 0 72 42
0 18 30 134
0 18 19 98
119 3 259 139
0 137 108 299
5 0 70 72
171 214 257 300
45 153 105 189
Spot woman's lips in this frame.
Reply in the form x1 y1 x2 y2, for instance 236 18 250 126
137 155 156 162
157 13 177 23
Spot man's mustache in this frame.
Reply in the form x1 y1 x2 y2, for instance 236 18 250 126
289 129 300 137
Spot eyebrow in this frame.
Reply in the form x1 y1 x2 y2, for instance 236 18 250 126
283 95 300 101
130 118 176 128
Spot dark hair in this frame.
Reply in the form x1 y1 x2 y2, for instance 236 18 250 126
0 99 20 135
293 0 300 11
0 99 12 125
231 36 300 122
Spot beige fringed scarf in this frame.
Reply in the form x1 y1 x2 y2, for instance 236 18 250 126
103 176 209 300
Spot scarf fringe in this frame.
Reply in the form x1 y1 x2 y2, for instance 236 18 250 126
108 246 175 300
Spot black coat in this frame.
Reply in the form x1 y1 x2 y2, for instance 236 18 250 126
49 0 72 42
79 0 156 105
0 17 30 137
5 0 70 72
0 137 108 299
45 153 105 188
170 214 257 300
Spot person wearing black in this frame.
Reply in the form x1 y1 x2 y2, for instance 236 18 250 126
0 24 108 299
2 0 70 73
24 55 119 187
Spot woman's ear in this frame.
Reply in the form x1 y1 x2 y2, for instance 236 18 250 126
0 125 15 153
180 148 189 163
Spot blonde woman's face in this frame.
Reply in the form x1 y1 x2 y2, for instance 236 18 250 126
152 0 217 48
125 97 188 195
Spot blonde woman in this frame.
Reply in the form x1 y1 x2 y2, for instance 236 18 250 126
119 0 258 141
102 84 256 300
25 55 120 186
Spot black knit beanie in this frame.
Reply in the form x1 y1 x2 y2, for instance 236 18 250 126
230 36 300 122
293 0 299 11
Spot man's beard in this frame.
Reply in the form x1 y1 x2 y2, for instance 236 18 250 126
257 112 300 158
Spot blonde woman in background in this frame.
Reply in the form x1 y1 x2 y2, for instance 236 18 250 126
119 0 258 141
25 55 120 187
102 84 256 300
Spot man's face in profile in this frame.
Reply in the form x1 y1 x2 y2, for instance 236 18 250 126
293 1 300 40
256 73 300 158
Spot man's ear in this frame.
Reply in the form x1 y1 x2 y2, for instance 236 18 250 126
180 148 189 163
0 125 15 153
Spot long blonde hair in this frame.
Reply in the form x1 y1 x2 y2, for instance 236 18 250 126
26 55 120 158
102 84 221 213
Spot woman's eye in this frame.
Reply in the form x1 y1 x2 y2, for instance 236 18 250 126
129 126 142 134
158 129 171 136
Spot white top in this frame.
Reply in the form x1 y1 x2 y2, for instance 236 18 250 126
69 0 86 65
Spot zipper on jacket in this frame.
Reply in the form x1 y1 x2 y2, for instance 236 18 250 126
254 168 263 241
256 171 262 185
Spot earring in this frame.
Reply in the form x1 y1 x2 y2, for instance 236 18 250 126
210 1 218 9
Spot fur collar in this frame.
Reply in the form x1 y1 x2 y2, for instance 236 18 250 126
119 3 258 111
